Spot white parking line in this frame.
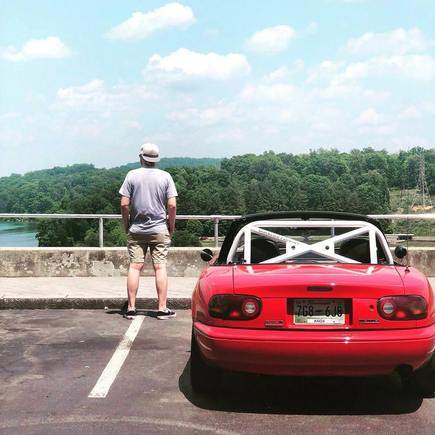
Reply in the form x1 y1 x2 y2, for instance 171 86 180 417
88 316 144 398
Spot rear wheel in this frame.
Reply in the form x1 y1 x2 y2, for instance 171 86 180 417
190 329 223 393
405 357 435 397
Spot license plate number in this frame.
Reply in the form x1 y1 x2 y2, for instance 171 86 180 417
294 299 345 325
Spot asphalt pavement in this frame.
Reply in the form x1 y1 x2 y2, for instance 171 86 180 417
1 309 434 434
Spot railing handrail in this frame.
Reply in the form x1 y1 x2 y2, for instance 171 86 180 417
0 213 433 248
0 213 434 219
0 213 243 219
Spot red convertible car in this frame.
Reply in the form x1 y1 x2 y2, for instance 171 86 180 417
190 212 435 394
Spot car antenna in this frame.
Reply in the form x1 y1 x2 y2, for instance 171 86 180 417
404 169 411 272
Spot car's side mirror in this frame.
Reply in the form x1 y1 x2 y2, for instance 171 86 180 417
394 245 408 259
200 248 214 262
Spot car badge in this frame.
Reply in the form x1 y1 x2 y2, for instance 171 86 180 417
265 320 284 328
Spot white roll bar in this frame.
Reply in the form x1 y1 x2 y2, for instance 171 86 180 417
227 219 394 265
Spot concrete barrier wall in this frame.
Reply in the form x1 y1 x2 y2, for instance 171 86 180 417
0 247 219 278
405 248 435 277
0 247 433 277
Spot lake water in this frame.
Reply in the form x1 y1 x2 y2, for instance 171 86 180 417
0 222 38 247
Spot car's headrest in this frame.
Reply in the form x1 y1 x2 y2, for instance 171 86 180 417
339 238 370 263
251 238 280 263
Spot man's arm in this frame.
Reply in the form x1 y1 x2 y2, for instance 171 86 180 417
120 196 130 233
167 197 177 236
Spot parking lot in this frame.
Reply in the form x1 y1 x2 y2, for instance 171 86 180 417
1 309 434 434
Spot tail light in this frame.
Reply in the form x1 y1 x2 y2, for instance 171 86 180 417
209 295 262 320
378 295 427 320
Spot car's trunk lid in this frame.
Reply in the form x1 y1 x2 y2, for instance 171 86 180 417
231 264 411 330
233 263 404 298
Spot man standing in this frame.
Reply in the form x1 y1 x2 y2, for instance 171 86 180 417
119 143 177 320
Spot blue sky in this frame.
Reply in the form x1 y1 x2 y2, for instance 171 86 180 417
1 0 435 176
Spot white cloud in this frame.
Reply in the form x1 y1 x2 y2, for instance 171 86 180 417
265 61 304 82
169 104 236 126
353 108 397 136
338 55 435 82
106 2 195 41
307 60 344 83
344 27 434 56
309 54 435 88
306 28 435 90
265 67 291 82
421 102 435 115
57 80 107 111
240 83 297 102
144 48 251 80
354 108 382 126
398 106 421 120
244 25 296 54
55 80 152 115
2 37 71 62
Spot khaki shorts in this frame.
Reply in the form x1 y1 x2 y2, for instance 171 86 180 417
127 232 171 264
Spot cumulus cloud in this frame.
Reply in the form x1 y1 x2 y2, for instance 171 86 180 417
398 106 421 120
244 25 296 53
354 108 382 126
309 54 435 87
2 36 71 61
344 27 434 56
55 79 152 115
240 83 297 102
106 2 195 41
307 60 345 83
169 104 236 126
305 28 435 88
339 55 435 82
144 48 251 80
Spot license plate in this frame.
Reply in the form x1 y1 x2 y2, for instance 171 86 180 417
293 299 345 325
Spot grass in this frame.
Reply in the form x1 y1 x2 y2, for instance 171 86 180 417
389 189 434 238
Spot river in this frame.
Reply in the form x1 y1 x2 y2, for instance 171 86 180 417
0 222 38 247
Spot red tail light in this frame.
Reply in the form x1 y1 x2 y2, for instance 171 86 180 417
209 295 262 320
377 295 427 320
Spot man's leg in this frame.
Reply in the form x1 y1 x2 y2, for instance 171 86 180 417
153 263 168 311
127 262 144 311
151 234 175 319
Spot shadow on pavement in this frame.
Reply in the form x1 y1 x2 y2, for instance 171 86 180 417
178 358 425 415
105 307 161 319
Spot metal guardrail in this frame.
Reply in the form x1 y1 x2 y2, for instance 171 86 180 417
0 213 434 248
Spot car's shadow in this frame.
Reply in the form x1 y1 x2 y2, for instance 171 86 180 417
178 358 426 415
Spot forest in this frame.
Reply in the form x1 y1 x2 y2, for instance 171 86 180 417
0 149 433 246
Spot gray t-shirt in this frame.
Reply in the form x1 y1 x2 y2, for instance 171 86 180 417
119 167 178 234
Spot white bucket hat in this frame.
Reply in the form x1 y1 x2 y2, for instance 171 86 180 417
139 143 160 163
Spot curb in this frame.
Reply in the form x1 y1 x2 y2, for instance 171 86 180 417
0 297 191 310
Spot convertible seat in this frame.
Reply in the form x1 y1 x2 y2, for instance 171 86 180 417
251 238 280 263
339 238 371 263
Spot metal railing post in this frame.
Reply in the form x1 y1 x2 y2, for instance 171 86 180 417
99 217 104 248
214 218 219 248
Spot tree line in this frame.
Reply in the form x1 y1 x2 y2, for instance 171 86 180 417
0 148 433 246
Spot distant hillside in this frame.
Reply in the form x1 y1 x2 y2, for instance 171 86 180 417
114 157 221 172
0 158 221 214
0 147 433 246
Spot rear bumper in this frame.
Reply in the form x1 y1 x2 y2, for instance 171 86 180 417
194 322 435 376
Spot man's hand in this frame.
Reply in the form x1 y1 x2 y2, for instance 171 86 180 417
120 196 130 233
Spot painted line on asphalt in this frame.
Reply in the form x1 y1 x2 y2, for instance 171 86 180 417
88 316 144 398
